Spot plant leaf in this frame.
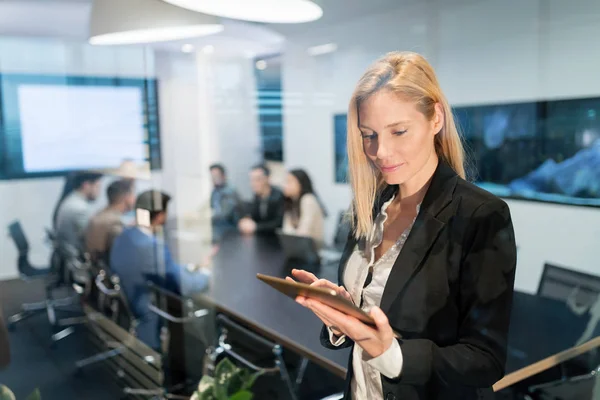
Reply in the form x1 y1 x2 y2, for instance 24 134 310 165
0 385 16 400
228 390 253 400
214 358 240 400
197 375 215 394
25 389 41 400
241 371 264 391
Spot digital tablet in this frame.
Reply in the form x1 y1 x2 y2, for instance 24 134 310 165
257 273 402 339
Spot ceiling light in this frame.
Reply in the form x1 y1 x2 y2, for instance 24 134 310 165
255 60 267 70
307 43 337 56
181 44 195 53
202 45 215 54
163 0 323 24
89 0 223 45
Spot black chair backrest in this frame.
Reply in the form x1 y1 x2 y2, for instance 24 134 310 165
333 210 352 250
538 263 600 306
8 221 29 257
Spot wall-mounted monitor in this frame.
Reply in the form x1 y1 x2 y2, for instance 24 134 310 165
0 74 161 180
334 96 600 207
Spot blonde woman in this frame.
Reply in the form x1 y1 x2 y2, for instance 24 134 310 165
288 52 517 400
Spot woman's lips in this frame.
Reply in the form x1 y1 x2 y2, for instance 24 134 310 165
379 163 404 173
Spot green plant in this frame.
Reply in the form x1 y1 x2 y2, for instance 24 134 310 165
191 358 262 400
0 385 40 400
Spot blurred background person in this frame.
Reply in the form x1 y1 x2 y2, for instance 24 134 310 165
282 169 327 249
109 190 210 350
85 179 135 263
55 172 103 256
209 163 240 243
238 164 284 235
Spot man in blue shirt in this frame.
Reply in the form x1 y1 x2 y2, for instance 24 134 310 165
110 190 210 350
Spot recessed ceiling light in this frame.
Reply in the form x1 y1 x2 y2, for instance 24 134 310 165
89 0 223 45
181 43 195 53
163 0 323 24
307 43 337 56
255 60 267 70
202 45 215 54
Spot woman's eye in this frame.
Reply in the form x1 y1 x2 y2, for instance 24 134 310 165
361 133 377 140
393 130 408 136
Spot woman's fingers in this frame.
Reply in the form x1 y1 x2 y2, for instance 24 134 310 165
370 306 393 338
291 269 318 284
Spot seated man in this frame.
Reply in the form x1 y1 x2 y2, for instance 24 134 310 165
209 163 240 243
110 190 210 350
238 164 284 235
55 172 103 256
85 179 135 263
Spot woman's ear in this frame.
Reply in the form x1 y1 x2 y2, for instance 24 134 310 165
433 103 444 135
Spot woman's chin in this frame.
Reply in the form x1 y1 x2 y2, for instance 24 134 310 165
381 171 407 186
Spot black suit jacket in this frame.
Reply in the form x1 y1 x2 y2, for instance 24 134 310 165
321 161 517 400
249 186 285 234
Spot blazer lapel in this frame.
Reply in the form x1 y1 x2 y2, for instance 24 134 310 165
379 161 459 314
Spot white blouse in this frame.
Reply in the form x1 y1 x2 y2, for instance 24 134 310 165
329 196 420 399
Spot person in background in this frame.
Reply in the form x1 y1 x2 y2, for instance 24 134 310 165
209 163 240 242
238 164 284 235
55 172 103 256
110 190 210 350
52 171 78 230
85 179 136 263
282 169 327 249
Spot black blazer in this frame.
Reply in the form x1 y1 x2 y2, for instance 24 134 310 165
321 161 517 400
249 186 285 234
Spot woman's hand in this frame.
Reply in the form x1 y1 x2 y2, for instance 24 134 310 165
287 269 395 358
305 298 395 359
286 269 352 337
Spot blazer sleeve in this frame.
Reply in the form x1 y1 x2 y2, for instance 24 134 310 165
396 199 516 387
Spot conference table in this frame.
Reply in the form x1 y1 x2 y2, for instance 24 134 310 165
189 231 593 392
192 232 351 379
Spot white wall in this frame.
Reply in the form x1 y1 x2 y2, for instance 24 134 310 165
282 0 600 293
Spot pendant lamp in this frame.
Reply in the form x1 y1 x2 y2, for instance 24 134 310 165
89 0 224 45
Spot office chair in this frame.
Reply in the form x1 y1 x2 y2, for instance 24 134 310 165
207 314 301 400
122 282 211 399
527 263 600 398
75 270 134 371
6 221 82 343
78 271 209 399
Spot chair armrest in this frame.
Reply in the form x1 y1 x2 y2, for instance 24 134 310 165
95 271 120 297
147 303 209 324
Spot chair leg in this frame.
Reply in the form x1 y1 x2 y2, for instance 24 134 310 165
274 346 299 400
21 300 48 312
75 346 125 369
51 326 76 343
7 307 45 328
295 357 310 387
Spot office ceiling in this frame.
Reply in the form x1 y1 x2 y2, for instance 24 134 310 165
0 0 461 54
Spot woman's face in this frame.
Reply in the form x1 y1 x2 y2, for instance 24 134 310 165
358 90 442 186
284 173 301 199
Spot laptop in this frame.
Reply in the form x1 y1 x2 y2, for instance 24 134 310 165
276 231 321 265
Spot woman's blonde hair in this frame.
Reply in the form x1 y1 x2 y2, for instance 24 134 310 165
347 51 465 238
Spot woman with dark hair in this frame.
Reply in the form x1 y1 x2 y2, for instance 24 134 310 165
282 169 327 248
